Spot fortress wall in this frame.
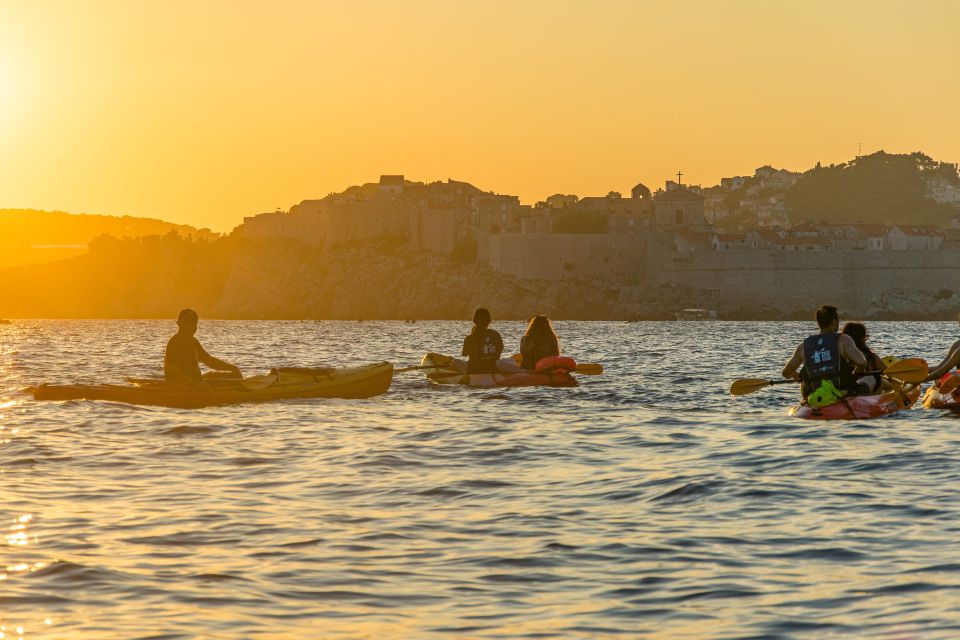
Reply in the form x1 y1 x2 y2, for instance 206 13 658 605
653 249 960 315
488 233 646 280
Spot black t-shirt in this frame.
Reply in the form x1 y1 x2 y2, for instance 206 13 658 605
164 333 205 381
462 329 504 373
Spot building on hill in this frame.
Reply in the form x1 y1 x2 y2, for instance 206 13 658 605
471 194 521 232
546 194 578 209
711 232 747 252
673 227 711 252
654 185 706 227
409 207 471 253
754 165 801 189
632 182 652 200
240 208 328 246
887 225 945 250
666 180 702 194
773 236 835 251
926 176 960 205
720 176 749 190
379 175 405 196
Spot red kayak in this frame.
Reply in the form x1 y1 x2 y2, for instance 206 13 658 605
420 353 577 388
789 385 920 420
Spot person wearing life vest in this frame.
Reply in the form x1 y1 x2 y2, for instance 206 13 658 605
461 308 504 374
781 305 868 400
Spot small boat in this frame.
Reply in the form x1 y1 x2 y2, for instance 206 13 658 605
788 385 920 420
420 353 577 388
675 309 717 321
34 363 394 408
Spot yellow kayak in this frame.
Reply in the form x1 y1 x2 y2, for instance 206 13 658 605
34 363 394 408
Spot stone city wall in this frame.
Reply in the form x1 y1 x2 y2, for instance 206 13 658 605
488 233 646 280
651 248 960 318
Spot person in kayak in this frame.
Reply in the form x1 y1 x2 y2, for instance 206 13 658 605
841 322 886 392
520 315 560 370
782 305 868 402
164 309 242 385
461 307 504 374
924 330 960 383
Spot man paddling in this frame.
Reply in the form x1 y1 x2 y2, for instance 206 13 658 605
164 309 241 385
782 305 868 401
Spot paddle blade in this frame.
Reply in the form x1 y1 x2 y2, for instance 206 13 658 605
882 357 928 384
730 378 777 396
575 363 603 375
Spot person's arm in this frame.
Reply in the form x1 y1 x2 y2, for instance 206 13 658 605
494 332 504 359
781 344 803 380
839 334 868 369
462 336 471 358
926 344 960 382
196 342 241 377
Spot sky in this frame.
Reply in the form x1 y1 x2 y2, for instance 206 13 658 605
1 0 958 231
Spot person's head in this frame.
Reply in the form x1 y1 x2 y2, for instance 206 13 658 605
177 308 199 335
472 308 491 329
815 305 839 332
841 322 868 350
525 314 557 341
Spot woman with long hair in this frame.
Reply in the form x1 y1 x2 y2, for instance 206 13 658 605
520 315 560 370
461 307 504 374
841 321 884 392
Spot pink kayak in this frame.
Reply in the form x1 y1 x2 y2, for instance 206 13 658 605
788 385 920 420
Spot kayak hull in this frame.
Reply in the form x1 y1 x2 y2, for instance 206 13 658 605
420 353 577 388
788 385 920 420
34 362 394 408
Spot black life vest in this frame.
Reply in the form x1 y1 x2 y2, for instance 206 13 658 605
801 332 856 393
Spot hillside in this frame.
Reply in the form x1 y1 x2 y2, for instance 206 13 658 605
785 151 959 225
0 233 678 320
0 209 220 269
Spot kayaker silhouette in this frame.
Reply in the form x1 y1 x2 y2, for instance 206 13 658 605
841 322 887 392
164 309 242 385
460 308 504 374
520 315 561 370
781 305 867 404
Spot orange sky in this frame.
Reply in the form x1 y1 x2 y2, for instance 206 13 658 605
1 0 958 231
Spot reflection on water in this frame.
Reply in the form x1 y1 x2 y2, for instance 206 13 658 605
2 320 960 637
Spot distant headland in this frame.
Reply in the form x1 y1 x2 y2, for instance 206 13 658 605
3 151 960 320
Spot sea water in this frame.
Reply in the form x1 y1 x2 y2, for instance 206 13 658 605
2 320 960 638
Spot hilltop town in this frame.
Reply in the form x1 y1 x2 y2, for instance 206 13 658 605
4 151 960 320
229 151 960 319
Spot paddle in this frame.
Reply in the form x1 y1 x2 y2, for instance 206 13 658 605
399 361 604 375
394 363 451 374
730 357 929 396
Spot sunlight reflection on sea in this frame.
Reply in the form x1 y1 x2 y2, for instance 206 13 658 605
2 320 960 638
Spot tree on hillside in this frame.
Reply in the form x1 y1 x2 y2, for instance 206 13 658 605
785 151 958 225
